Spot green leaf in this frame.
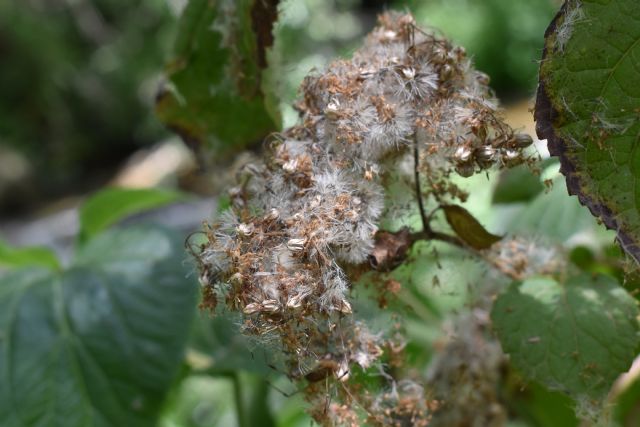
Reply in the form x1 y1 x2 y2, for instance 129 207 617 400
0 240 60 271
234 372 275 427
502 177 615 246
510 381 579 427
442 204 502 249
79 187 185 241
188 311 272 375
492 159 560 205
492 164 545 204
535 0 640 262
158 375 236 427
492 274 640 405
614 373 640 426
156 0 281 157
0 225 198 427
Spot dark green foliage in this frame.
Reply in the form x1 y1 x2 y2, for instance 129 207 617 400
536 0 640 262
0 1 175 208
156 0 281 157
0 226 198 427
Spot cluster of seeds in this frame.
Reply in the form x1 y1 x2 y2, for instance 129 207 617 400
194 12 535 425
485 236 567 280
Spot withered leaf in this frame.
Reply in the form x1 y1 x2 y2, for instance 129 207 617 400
442 204 502 250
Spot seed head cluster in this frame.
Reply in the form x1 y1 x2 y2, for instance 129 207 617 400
428 310 507 427
194 12 534 425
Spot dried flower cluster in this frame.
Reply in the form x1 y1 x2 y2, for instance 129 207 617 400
485 236 567 280
194 12 535 425
427 310 507 427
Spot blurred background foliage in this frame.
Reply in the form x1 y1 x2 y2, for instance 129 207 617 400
0 0 175 212
0 0 559 216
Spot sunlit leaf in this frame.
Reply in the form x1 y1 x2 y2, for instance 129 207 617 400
492 274 640 405
0 240 60 271
79 187 186 242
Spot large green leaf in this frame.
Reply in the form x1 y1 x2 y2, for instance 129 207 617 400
492 274 639 405
79 187 186 242
0 240 60 271
0 226 198 427
535 0 640 262
156 0 281 156
502 177 614 246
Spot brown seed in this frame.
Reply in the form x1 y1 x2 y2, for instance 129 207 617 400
502 149 522 167
455 162 475 178
475 72 490 86
475 146 495 169
454 146 472 163
511 133 533 148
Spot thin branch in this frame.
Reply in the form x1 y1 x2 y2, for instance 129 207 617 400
416 230 522 280
413 135 430 233
407 137 520 281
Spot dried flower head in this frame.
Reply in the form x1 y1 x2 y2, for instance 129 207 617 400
193 11 535 425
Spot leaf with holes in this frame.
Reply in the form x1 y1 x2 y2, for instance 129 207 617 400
156 0 281 156
0 225 198 427
535 0 640 262
491 274 639 406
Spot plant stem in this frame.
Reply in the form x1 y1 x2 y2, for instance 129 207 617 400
413 135 430 233
409 229 522 281
232 372 247 427
410 137 520 281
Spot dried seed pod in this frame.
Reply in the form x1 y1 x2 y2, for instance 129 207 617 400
282 158 298 173
262 299 281 313
229 272 244 286
243 302 261 315
382 30 398 41
475 72 490 86
265 208 280 221
287 293 305 309
431 46 448 65
237 223 255 237
228 186 242 198
452 45 466 61
358 67 376 80
502 149 522 167
325 99 341 121
400 66 416 80
454 146 473 163
337 358 350 382
475 146 496 169
455 162 475 178
510 133 533 149
336 299 353 314
453 146 475 177
287 238 307 252
441 63 455 80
